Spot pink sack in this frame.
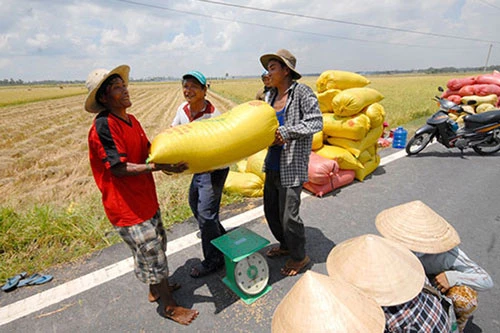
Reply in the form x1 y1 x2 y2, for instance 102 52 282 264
458 85 476 96
475 74 500 86
447 77 475 91
473 84 500 96
441 89 461 98
307 152 339 185
303 169 355 197
446 95 462 105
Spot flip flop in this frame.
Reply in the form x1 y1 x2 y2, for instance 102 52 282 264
281 256 311 276
29 274 53 285
266 247 290 258
17 273 41 287
1 272 27 292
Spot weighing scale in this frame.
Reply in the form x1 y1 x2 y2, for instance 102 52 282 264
211 227 272 304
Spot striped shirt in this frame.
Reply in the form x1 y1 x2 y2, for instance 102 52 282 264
265 82 323 187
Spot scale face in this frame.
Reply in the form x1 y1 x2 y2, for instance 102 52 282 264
211 227 272 304
234 252 269 295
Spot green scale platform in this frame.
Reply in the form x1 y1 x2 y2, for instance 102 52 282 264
211 227 272 304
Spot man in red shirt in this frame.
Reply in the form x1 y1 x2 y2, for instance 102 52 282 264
85 64 198 325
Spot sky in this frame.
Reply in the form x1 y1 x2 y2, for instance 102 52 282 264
1 0 500 81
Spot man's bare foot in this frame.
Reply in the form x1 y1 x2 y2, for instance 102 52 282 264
165 306 199 325
149 283 181 302
280 256 311 276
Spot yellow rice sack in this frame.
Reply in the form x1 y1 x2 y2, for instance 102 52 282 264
322 113 370 141
362 103 386 129
358 149 374 164
312 131 324 151
315 145 364 170
476 103 496 113
460 94 498 107
148 101 278 174
316 70 370 93
327 125 384 157
235 160 247 173
355 154 380 181
332 88 384 117
316 89 341 113
224 171 264 197
245 149 267 181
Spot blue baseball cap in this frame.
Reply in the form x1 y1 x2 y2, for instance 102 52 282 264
182 70 206 86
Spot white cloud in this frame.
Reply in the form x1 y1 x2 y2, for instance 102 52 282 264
0 0 499 81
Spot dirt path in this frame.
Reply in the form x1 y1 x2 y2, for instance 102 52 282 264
0 84 235 210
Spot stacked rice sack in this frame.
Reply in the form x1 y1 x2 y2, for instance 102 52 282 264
314 70 386 182
224 149 266 197
303 152 355 197
441 71 500 125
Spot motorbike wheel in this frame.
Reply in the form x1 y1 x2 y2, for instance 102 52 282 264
405 132 433 155
472 134 500 155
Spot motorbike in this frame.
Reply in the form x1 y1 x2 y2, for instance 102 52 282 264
406 87 500 155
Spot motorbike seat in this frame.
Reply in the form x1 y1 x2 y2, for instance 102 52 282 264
464 110 500 125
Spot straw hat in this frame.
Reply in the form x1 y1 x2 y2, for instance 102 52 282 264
84 65 130 113
272 271 385 333
326 234 425 307
375 200 461 254
260 49 302 80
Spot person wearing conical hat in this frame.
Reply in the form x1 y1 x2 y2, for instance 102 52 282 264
326 234 452 332
85 65 198 325
376 200 494 332
272 271 385 333
259 49 323 276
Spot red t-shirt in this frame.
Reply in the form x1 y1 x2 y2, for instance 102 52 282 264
88 112 159 227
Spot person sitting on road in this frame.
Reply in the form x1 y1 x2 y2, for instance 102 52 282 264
85 65 198 326
376 200 494 332
326 234 452 332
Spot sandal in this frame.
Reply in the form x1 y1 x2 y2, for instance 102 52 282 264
189 263 220 278
266 247 290 258
281 256 311 276
1 272 27 292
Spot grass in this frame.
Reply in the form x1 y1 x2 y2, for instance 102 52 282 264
0 72 484 282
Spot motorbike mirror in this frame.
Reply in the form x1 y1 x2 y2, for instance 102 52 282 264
438 86 444 92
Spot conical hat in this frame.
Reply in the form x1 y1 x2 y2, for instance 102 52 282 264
375 200 460 254
272 271 385 333
326 234 425 306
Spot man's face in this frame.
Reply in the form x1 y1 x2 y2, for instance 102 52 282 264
101 77 131 110
267 59 288 87
262 75 271 87
182 77 206 105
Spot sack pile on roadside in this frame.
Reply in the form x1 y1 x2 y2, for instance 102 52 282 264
313 70 386 184
441 71 500 125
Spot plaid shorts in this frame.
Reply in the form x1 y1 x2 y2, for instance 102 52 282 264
115 210 169 285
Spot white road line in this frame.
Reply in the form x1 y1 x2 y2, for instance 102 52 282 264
0 149 408 326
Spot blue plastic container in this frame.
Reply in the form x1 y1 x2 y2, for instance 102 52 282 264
392 126 407 149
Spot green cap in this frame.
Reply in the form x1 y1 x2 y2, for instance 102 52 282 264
182 70 206 86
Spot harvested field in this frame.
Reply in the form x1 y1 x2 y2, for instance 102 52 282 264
0 83 236 211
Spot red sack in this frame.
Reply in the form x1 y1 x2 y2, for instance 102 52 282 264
446 95 462 105
475 74 500 86
441 89 461 98
303 169 355 197
307 152 339 185
447 77 475 91
458 85 476 96
473 84 500 96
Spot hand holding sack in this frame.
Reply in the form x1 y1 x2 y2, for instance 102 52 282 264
148 101 278 174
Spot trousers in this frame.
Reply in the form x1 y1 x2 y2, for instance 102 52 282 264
189 167 229 269
263 170 306 261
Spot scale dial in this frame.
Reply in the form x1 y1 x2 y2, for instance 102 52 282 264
234 252 269 295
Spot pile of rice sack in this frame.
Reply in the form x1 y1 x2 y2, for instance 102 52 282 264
441 71 500 125
314 70 385 183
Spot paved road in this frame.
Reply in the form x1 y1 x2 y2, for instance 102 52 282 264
1 144 499 332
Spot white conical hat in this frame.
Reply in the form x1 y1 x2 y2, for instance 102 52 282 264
326 234 425 306
272 271 385 333
375 200 460 254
